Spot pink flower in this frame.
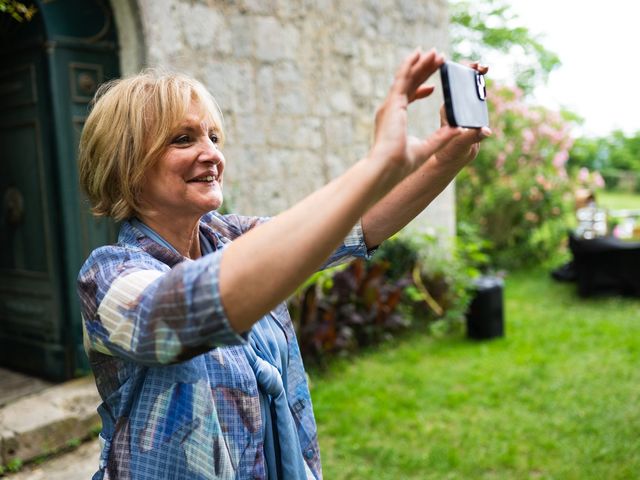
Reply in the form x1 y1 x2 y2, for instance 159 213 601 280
521 128 535 154
539 124 554 138
553 150 569 169
505 142 515 154
578 167 590 183
508 85 524 100
529 186 543 201
528 110 542 123
522 128 535 144
524 211 539 223
549 129 566 145
536 174 552 191
495 152 507 169
593 171 605 188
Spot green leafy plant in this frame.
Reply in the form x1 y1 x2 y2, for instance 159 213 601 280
289 234 476 366
402 232 479 335
290 258 408 367
66 437 82 449
5 457 23 473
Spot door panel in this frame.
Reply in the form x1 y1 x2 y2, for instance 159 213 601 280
0 0 120 380
0 48 67 378
0 120 50 273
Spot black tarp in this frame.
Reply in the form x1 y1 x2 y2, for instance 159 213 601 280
568 234 640 297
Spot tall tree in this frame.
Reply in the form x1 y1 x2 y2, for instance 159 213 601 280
449 0 561 94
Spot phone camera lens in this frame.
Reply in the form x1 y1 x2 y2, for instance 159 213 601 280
475 73 487 100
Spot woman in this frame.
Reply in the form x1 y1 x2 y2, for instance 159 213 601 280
78 48 489 480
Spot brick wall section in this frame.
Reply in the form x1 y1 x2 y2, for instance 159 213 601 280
124 0 454 238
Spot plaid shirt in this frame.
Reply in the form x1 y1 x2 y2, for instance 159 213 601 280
77 212 372 480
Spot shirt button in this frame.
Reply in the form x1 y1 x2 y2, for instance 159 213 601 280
305 449 314 459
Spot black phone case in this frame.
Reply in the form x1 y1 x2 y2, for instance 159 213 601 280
440 61 489 129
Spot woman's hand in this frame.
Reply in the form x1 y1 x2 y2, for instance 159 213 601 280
369 48 463 179
360 61 492 248
433 62 492 167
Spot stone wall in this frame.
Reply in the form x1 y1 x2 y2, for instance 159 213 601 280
113 0 454 238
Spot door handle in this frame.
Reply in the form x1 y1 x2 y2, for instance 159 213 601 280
3 187 24 225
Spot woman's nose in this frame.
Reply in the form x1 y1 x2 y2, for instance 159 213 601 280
199 137 222 164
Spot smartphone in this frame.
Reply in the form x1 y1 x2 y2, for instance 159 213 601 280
440 61 489 129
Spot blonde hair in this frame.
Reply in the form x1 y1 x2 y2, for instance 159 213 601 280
78 70 225 221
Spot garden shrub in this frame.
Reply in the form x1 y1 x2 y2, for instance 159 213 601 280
456 82 575 268
288 233 480 367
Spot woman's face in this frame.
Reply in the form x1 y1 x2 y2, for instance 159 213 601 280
140 103 225 221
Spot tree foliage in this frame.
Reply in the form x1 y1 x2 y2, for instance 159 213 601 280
449 0 561 94
570 130 640 172
0 0 36 23
569 130 640 191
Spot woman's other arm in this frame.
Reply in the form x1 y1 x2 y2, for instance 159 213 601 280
361 64 491 248
220 48 462 332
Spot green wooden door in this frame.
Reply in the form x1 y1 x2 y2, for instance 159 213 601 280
0 0 120 380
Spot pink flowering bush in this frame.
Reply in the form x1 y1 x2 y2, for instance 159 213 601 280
576 167 606 191
456 83 575 267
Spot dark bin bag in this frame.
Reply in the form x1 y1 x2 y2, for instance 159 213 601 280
466 276 504 340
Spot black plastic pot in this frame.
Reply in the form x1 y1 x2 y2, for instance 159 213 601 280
466 276 504 340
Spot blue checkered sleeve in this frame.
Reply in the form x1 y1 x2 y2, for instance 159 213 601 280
321 219 377 269
78 246 246 366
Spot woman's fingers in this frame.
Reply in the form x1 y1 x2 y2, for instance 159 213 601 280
409 49 443 92
411 126 463 160
468 61 489 75
457 126 492 145
391 48 422 95
439 104 449 126
438 103 492 143
412 85 435 101
391 48 445 99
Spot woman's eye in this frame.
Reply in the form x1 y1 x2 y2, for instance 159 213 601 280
209 133 219 144
172 134 190 145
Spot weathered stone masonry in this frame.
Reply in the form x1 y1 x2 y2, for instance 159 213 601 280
111 0 454 237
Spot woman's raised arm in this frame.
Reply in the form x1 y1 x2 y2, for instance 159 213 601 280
219 48 463 332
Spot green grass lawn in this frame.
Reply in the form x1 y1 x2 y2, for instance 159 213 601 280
309 269 640 479
598 190 640 211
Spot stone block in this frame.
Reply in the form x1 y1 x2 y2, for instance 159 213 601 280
276 88 309 115
140 0 185 61
273 61 303 86
230 15 254 58
256 65 275 113
241 0 277 15
0 377 100 466
324 116 353 147
254 18 299 62
234 114 267 146
180 3 232 54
